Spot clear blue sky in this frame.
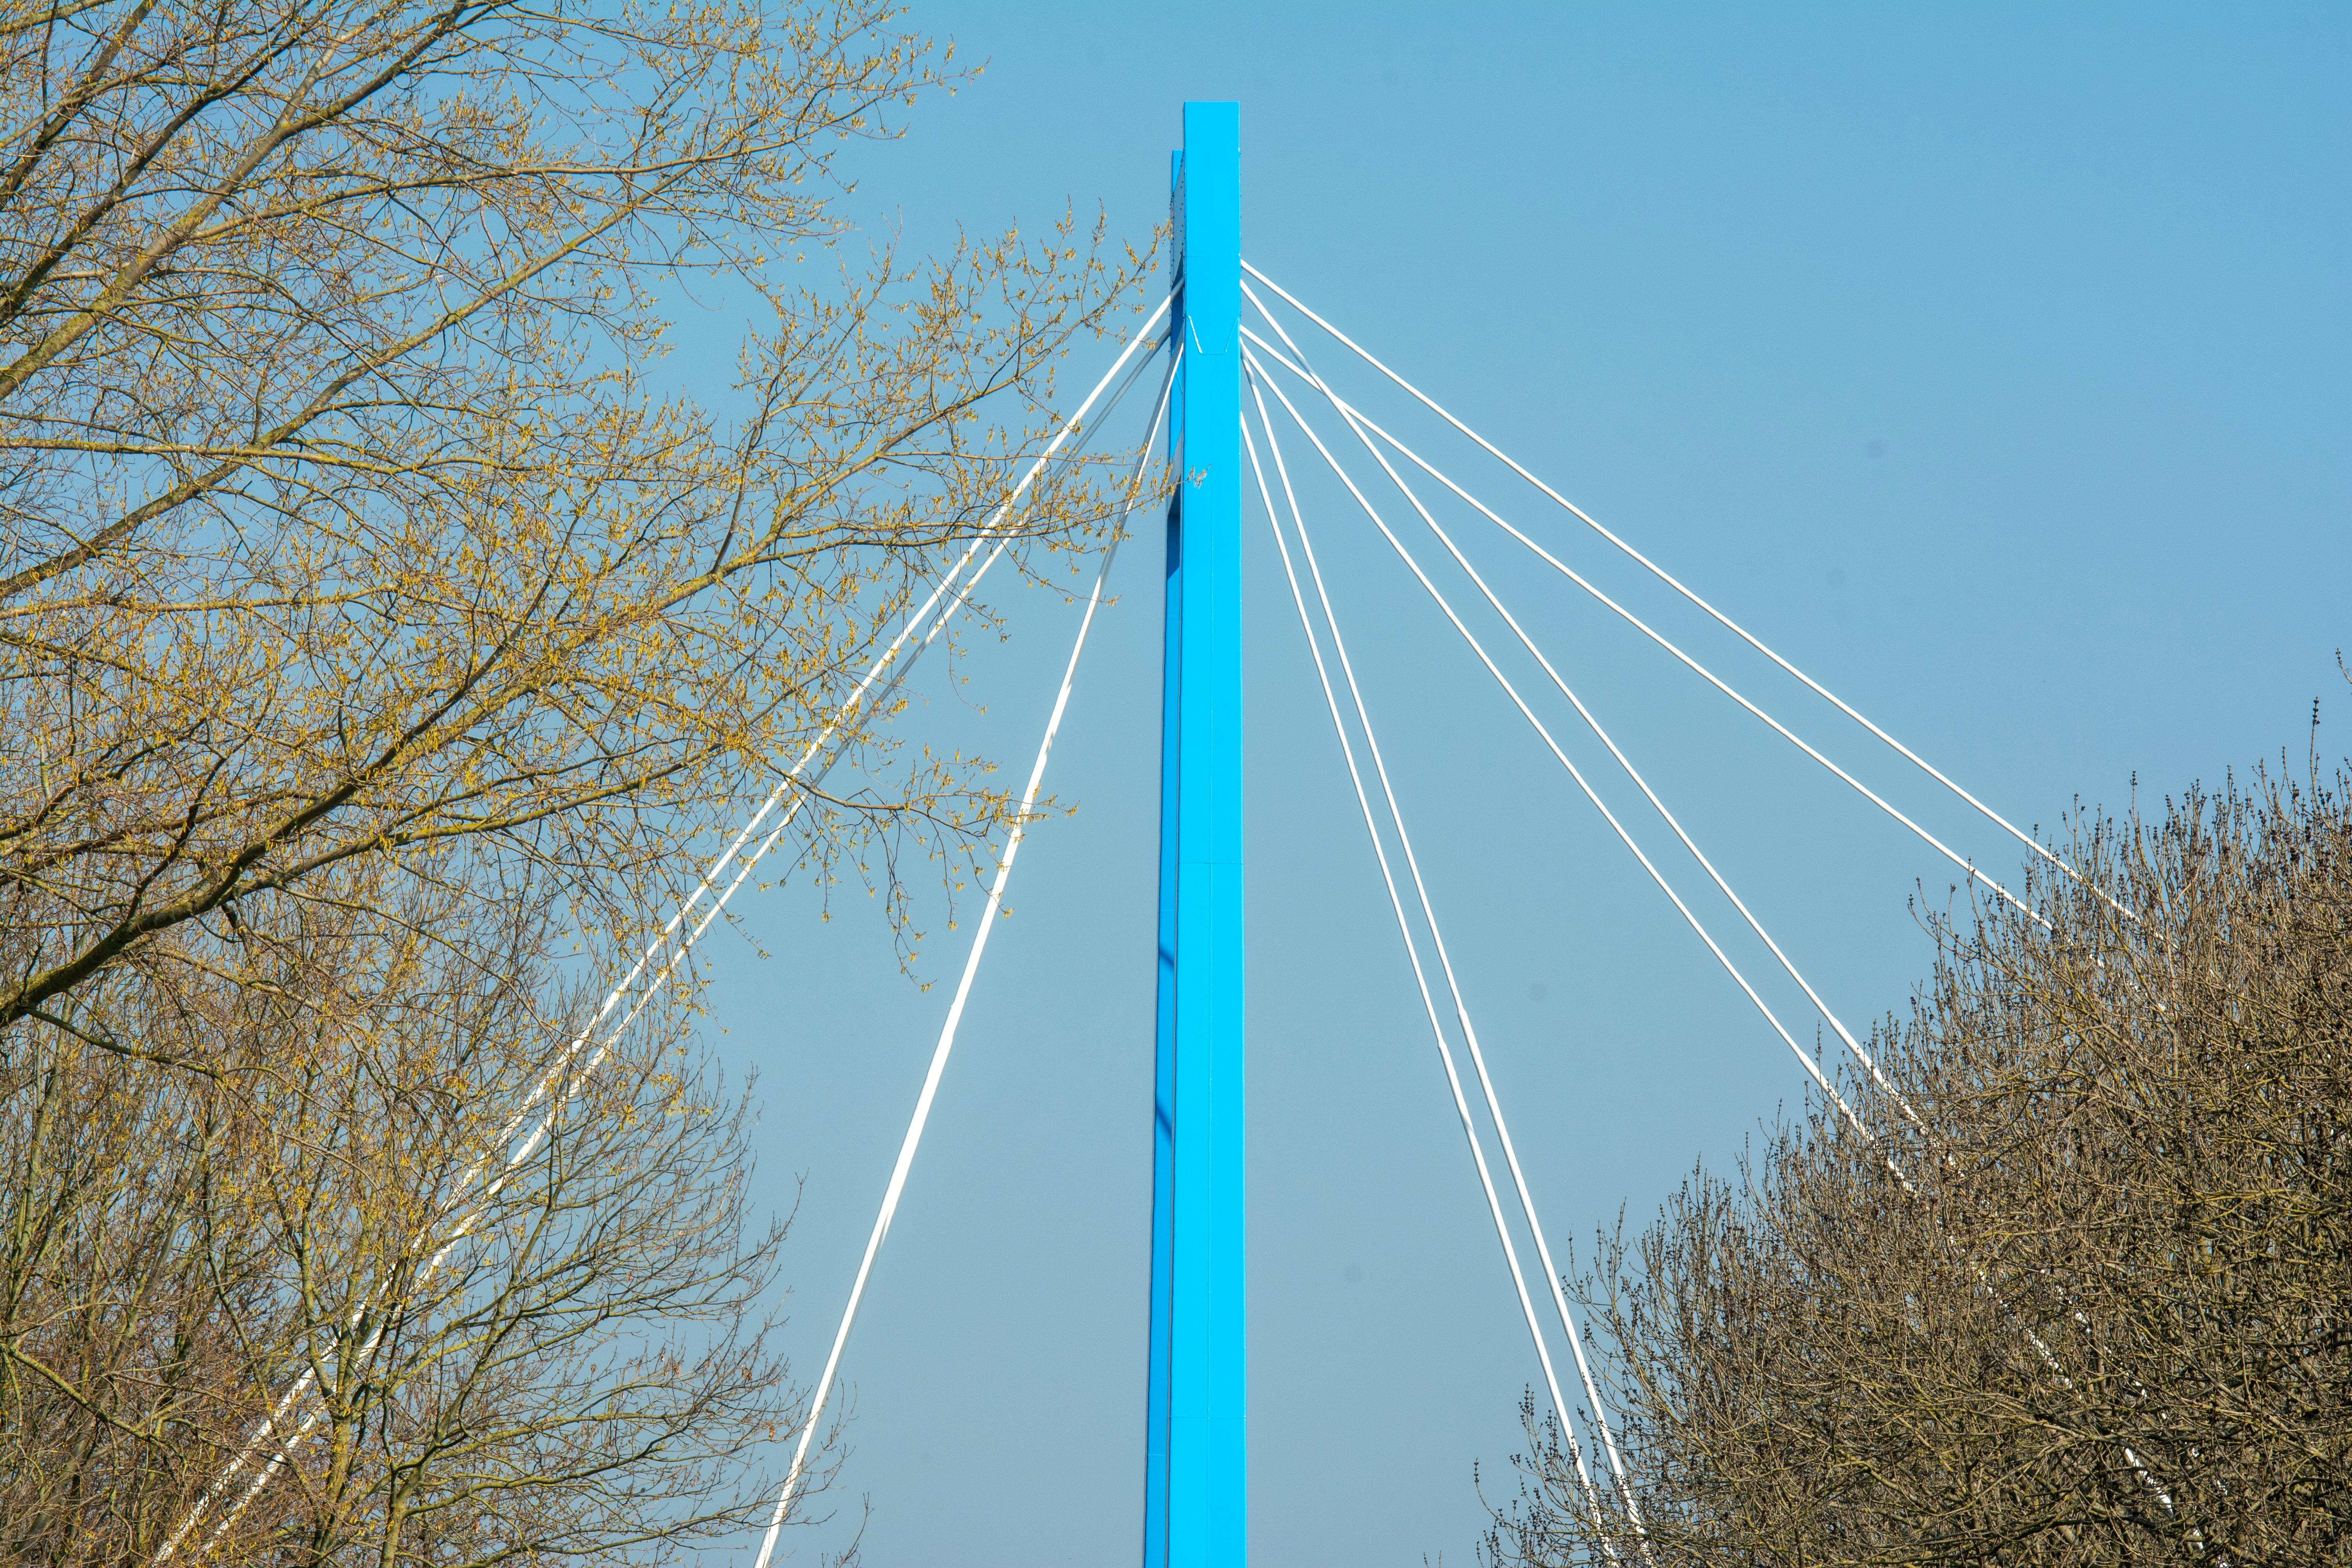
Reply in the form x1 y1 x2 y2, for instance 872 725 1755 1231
695 6 2348 1564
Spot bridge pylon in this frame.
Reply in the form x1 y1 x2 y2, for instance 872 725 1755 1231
1144 100 1246 1568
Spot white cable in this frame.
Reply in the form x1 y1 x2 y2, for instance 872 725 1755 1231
166 535 1024 1563
1247 357 2207 1524
1245 350 1874 1147
1247 374 1652 1533
1243 290 2184 1527
1285 381 2190 1524
1243 393 1647 1547
1235 314 2039 936
180 539 1042 1559
1247 354 2171 1541
1238 262 2129 923
1242 312 1925 1127
749 348 1180 1568
155 303 1173 1565
1238 409 1621 1555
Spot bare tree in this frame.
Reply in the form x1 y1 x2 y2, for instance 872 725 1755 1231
1492 763 2352 1567
3 856 823 1565
0 0 1154 1037
1 1 1160 1561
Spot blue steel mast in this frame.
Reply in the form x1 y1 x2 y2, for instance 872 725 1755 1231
1145 102 1245 1568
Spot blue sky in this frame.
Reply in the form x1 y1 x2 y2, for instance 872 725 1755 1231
692 6 2348 1564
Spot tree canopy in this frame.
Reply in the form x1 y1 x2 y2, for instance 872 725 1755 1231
1494 765 2352 1567
0 2 1153 1561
